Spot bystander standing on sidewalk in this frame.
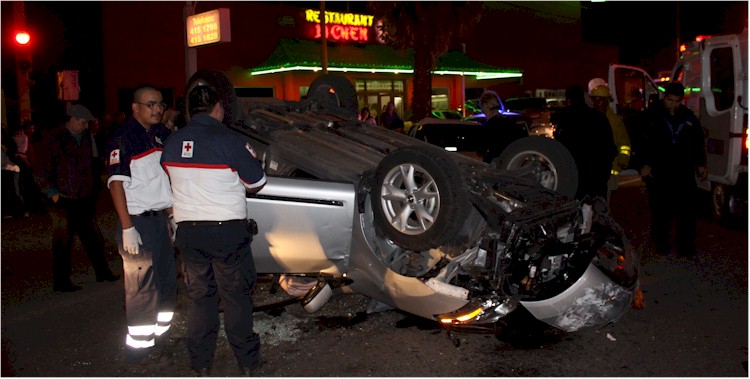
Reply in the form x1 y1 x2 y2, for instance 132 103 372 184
32 105 120 292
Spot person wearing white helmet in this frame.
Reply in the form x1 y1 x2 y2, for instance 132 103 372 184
587 77 608 94
589 83 632 204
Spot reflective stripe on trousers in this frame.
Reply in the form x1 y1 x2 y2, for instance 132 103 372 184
126 325 155 349
117 213 177 350
155 311 174 336
126 311 173 348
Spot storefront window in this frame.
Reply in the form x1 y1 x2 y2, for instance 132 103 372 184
355 79 406 123
431 88 449 110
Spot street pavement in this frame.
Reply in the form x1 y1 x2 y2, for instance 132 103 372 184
1 174 747 376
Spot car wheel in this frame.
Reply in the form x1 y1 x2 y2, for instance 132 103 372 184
492 136 578 198
306 74 358 117
371 145 472 251
712 183 745 228
185 69 240 128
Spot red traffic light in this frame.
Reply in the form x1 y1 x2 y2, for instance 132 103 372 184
15 31 30 45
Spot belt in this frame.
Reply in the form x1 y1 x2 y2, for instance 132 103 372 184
178 219 245 226
135 210 165 217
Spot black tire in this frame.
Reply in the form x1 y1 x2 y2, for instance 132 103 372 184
371 145 472 251
712 183 746 229
306 74 358 116
185 69 240 128
493 136 578 198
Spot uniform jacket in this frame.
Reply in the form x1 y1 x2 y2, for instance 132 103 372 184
160 113 266 223
640 102 707 183
605 106 631 173
105 117 173 214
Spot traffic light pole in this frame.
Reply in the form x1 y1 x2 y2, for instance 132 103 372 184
184 1 197 83
14 1 32 124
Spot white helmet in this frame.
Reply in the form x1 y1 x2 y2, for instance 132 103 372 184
587 78 608 94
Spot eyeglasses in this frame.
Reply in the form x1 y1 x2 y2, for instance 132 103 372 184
136 101 167 110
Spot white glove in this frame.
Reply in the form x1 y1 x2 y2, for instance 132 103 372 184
122 226 143 255
168 215 178 242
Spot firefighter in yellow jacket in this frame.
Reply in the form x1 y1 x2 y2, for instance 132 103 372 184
589 84 631 204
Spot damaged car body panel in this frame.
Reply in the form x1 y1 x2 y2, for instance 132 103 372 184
247 176 355 274
188 70 639 334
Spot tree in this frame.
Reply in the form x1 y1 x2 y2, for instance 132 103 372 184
368 2 482 121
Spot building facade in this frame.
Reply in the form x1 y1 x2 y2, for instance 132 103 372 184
101 1 619 120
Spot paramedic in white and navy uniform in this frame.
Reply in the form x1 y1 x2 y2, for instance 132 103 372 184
105 85 177 363
160 84 266 376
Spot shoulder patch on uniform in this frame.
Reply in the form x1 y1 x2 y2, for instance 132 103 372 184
182 141 194 158
109 149 120 165
245 143 257 158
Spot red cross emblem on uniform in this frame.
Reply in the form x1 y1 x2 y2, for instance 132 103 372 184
109 149 120 165
182 141 194 158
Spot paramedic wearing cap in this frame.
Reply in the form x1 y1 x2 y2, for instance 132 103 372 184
105 85 177 363
161 84 266 376
589 84 632 204
33 104 120 292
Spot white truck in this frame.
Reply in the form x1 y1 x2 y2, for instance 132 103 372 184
608 28 748 225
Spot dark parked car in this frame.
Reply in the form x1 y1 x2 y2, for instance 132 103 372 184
503 97 559 138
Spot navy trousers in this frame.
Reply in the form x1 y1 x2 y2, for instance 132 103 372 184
176 220 260 370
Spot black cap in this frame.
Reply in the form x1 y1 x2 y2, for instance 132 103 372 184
664 82 685 97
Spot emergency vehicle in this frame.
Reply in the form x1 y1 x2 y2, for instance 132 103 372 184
608 28 748 225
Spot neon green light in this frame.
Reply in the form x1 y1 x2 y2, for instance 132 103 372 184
431 70 520 78
251 66 522 79
475 72 524 80
251 66 413 76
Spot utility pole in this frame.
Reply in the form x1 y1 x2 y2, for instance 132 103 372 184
461 43 466 118
320 1 328 74
675 2 681 61
184 1 198 83
13 1 32 124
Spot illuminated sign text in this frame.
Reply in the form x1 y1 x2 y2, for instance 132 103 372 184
187 8 231 47
305 9 373 42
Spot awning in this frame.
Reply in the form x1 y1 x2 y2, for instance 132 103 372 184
250 39 522 80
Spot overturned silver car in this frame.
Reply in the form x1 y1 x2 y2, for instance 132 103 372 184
185 71 639 334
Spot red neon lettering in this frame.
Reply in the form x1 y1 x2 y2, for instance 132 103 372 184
314 24 321 38
312 25 369 42
331 25 341 40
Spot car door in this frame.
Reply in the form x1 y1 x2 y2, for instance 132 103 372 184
608 64 660 118
247 176 356 275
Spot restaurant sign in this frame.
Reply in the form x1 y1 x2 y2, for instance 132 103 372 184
304 9 375 43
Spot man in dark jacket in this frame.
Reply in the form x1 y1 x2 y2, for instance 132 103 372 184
479 90 529 164
552 85 617 201
33 105 120 292
638 82 707 257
